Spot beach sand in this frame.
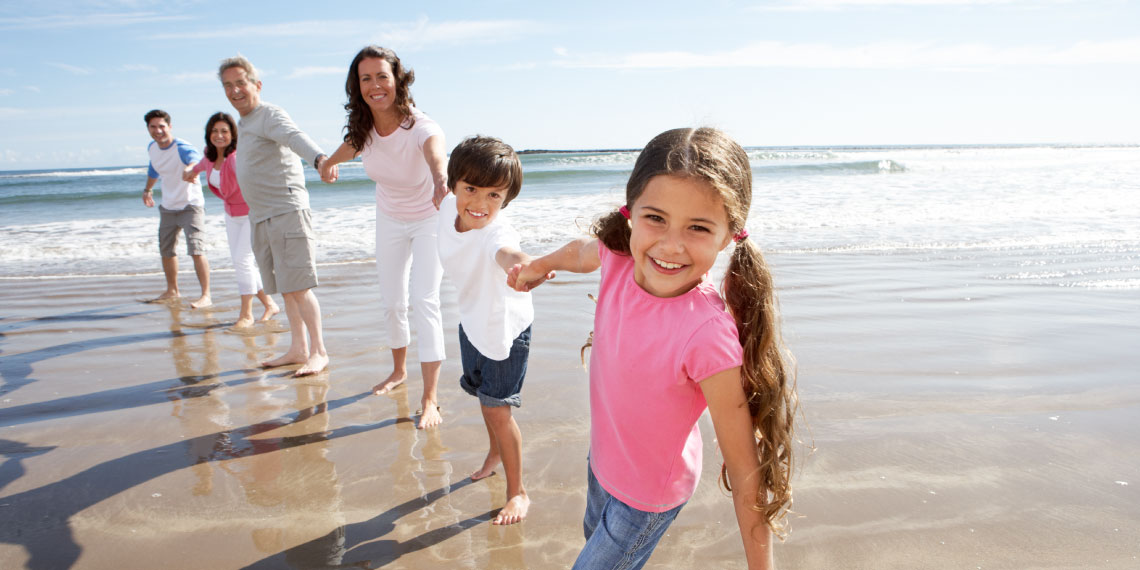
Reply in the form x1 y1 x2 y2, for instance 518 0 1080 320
2 247 1138 569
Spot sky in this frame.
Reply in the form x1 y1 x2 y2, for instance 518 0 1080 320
0 0 1137 170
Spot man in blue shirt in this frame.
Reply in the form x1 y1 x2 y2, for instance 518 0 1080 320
142 109 212 307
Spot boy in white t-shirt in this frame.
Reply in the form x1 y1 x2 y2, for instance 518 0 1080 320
437 136 552 525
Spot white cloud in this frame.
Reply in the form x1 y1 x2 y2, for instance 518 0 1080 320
557 38 1140 70
0 12 190 30
24 85 41 93
47 62 93 75
286 66 344 80
757 0 1080 10
0 88 13 96
172 71 218 84
148 17 538 49
0 107 28 118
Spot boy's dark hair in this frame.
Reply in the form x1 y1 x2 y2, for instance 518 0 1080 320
144 109 171 126
446 136 523 207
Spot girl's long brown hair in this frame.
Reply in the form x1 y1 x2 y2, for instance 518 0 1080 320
594 127 798 536
342 45 416 152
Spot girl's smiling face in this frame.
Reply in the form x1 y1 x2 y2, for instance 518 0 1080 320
628 174 733 298
209 121 232 153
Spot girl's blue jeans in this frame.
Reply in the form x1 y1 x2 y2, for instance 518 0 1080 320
571 463 686 570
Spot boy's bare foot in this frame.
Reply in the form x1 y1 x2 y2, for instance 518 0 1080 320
293 353 329 377
472 450 501 481
492 493 530 525
190 294 212 309
416 402 442 429
259 303 280 322
371 370 408 395
262 350 308 369
233 316 255 330
149 291 180 303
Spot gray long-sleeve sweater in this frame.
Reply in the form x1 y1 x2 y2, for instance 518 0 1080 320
235 102 323 224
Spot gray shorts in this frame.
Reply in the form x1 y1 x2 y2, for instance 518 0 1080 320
158 205 206 257
252 209 319 295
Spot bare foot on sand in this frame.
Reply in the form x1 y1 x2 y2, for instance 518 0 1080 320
293 353 329 377
471 452 500 481
149 291 180 303
417 402 442 429
371 370 408 395
262 350 308 369
190 294 212 309
259 303 280 322
493 493 530 525
232 317 255 330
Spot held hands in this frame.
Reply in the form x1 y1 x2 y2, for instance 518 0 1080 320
507 262 556 292
318 159 339 184
181 165 198 183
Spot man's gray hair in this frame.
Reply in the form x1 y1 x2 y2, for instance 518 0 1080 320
218 55 259 82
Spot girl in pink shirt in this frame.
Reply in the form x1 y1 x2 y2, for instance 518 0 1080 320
511 128 799 570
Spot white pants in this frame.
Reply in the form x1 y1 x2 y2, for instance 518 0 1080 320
225 213 263 296
375 206 445 363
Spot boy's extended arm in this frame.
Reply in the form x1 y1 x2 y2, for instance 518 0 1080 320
506 237 601 292
702 367 775 570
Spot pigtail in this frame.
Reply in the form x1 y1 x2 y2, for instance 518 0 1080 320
592 209 632 256
721 236 798 538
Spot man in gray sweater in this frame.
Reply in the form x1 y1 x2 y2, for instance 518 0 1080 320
218 55 335 376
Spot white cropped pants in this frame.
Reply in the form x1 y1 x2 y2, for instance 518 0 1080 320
374 206 445 363
224 213 263 296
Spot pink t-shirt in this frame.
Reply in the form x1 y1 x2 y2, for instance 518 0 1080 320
360 107 444 222
589 244 743 513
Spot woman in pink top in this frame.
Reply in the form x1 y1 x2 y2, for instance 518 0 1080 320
511 128 800 569
319 46 448 430
183 112 278 329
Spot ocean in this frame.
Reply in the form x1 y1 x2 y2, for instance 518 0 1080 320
2 145 1139 290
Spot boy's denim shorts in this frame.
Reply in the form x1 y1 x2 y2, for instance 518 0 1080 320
458 324 530 408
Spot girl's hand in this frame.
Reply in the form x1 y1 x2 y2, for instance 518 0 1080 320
319 160 339 184
181 165 198 183
507 262 555 292
431 177 448 210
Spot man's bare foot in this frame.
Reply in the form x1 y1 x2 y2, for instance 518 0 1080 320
190 294 212 309
492 493 530 525
416 402 442 429
262 350 308 369
293 352 329 377
371 370 408 395
471 452 500 481
258 303 280 322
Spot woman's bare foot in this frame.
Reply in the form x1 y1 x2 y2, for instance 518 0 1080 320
190 294 212 309
149 291 180 303
232 316 255 330
471 452 500 481
262 350 308 369
259 303 280 322
293 352 329 377
372 370 408 395
417 402 442 429
492 493 530 525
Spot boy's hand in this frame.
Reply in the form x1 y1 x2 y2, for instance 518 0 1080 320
319 160 339 184
507 262 555 292
181 165 197 183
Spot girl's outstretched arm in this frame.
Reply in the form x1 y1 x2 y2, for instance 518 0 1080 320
507 237 601 292
702 367 775 570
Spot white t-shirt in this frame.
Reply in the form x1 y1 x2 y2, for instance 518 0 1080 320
436 194 533 360
147 138 204 210
361 107 444 222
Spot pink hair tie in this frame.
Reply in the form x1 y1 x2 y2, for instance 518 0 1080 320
619 205 631 220
733 228 749 242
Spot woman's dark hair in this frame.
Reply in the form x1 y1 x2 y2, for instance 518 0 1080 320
343 45 416 151
203 112 238 162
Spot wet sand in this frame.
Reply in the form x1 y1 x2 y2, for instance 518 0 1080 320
1 247 1138 569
